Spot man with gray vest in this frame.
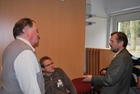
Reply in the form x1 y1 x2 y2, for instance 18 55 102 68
1 18 45 94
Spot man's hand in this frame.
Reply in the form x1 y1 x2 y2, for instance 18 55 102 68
82 75 92 82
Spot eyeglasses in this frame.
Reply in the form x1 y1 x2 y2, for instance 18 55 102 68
44 62 54 67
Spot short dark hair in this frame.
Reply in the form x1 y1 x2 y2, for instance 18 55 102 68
13 18 35 38
111 31 128 47
40 56 52 67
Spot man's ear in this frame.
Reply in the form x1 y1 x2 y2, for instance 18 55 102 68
119 41 124 47
41 67 46 75
42 67 45 72
23 26 30 35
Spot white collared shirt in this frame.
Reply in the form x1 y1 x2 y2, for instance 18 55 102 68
14 37 41 94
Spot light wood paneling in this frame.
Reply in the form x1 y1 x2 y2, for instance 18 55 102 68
86 48 115 75
99 49 115 71
0 0 86 87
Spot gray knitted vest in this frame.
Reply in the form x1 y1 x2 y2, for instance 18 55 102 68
1 39 45 94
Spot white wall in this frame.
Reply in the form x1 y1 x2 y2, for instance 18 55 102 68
85 0 108 48
84 0 108 72
102 0 140 15
85 0 140 48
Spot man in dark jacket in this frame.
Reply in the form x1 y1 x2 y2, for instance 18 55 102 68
83 32 133 94
100 66 140 94
100 54 140 94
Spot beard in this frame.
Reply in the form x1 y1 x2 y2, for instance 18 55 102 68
110 46 119 53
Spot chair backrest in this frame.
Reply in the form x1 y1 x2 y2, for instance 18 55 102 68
72 77 92 94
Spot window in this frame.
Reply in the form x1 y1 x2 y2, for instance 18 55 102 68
118 20 140 57
110 11 140 57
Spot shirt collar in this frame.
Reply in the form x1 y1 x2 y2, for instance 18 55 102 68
114 48 125 57
16 37 35 52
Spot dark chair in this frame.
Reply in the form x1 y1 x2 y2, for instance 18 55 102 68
72 77 92 94
90 74 104 94
90 86 101 94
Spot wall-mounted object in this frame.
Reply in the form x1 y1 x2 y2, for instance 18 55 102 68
86 22 96 26
86 3 96 25
86 14 92 19
86 3 91 15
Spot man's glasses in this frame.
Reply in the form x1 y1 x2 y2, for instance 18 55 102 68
44 62 54 67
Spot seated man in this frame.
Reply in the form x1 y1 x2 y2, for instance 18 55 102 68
39 56 77 94
129 66 140 94
100 66 140 94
